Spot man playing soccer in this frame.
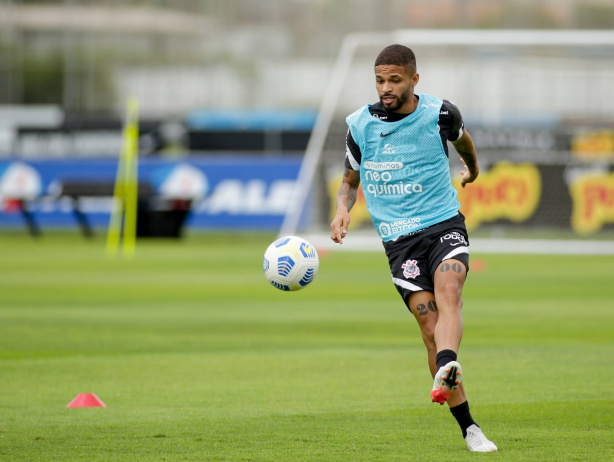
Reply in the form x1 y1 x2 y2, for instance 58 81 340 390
330 44 497 452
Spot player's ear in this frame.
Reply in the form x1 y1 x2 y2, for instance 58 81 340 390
412 73 420 87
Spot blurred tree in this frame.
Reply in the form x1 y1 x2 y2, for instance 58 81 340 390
0 42 115 112
575 2 614 28
22 50 64 105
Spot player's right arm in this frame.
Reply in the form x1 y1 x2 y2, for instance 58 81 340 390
330 167 360 244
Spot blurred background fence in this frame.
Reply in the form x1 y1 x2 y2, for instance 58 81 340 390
0 0 613 239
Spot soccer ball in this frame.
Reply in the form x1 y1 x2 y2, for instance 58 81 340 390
263 236 319 291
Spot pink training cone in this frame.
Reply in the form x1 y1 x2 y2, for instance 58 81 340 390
66 393 106 408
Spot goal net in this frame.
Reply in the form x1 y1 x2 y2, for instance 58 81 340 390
280 29 614 242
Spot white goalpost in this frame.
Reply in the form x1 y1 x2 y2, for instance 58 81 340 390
279 29 614 243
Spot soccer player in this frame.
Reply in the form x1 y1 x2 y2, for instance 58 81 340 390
330 44 497 453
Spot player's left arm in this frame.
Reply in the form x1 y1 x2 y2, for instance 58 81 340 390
452 129 479 188
440 99 479 188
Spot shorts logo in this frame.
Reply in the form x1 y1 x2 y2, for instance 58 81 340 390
402 259 420 279
440 232 468 247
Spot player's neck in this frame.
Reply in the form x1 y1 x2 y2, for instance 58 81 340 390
391 94 419 115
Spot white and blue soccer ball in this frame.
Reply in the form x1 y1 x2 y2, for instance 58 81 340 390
263 236 319 291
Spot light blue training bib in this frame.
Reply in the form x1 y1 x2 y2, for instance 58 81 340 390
346 94 460 241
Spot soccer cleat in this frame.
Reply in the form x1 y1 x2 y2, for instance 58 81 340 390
465 424 498 452
431 360 462 404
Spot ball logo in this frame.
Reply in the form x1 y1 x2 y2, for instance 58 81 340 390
299 242 316 258
402 259 420 279
262 257 269 272
299 268 316 286
277 255 295 277
274 237 291 247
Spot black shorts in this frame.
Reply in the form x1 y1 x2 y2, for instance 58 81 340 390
383 213 470 305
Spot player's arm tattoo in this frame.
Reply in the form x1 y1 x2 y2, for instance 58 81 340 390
453 130 479 177
458 149 478 171
337 167 360 212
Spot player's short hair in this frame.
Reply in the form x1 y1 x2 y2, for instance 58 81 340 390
374 44 417 73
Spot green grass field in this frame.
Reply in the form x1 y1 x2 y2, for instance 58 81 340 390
0 232 612 461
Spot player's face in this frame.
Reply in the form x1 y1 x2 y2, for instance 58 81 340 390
375 64 419 113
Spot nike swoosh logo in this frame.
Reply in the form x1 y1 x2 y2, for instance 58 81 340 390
380 131 397 137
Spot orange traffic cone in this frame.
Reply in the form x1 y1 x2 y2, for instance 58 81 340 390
66 393 106 408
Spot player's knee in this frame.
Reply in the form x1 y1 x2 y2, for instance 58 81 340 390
436 281 464 307
420 324 436 350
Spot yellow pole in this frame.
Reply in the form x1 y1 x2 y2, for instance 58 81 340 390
106 123 127 257
122 98 139 258
106 97 139 258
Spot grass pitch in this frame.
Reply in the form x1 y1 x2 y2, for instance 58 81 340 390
0 232 612 461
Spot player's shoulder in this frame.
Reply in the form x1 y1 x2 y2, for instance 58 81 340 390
438 99 463 123
439 99 462 119
346 105 371 123
437 99 464 141
418 93 443 108
440 99 461 114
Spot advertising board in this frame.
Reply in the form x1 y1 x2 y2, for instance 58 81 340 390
0 156 303 232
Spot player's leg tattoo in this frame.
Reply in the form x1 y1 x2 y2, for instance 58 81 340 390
416 303 429 316
440 262 463 273
416 301 438 316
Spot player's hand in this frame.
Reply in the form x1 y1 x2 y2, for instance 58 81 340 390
460 159 478 188
330 210 351 244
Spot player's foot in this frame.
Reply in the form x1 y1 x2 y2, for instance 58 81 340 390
431 360 462 404
465 424 498 452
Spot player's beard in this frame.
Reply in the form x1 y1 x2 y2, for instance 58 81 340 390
380 87 411 112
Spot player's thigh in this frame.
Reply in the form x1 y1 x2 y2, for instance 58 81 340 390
429 226 470 299
433 259 467 305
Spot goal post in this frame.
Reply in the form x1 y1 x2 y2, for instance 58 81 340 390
279 29 614 239
278 32 369 237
